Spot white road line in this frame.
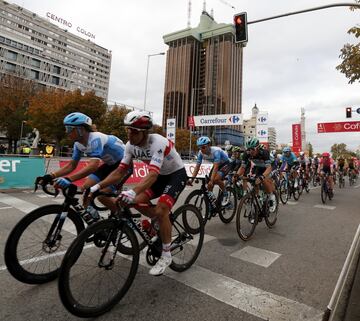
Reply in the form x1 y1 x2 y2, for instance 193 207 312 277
354 184 360 189
314 204 336 210
0 194 38 213
165 265 322 321
287 201 298 205
0 206 13 210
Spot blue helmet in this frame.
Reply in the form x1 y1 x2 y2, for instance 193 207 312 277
283 146 291 153
63 112 92 127
197 136 211 147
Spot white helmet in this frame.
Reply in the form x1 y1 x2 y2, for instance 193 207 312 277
124 111 153 130
299 151 305 156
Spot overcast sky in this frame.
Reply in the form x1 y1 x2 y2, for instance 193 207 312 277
12 0 360 152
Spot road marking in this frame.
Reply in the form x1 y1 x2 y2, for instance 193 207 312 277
165 265 322 321
314 204 336 210
287 201 298 205
230 246 281 268
309 186 320 190
354 184 360 189
0 206 13 210
0 193 38 213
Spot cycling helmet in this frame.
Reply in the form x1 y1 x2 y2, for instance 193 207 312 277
225 144 233 152
63 112 92 127
197 136 211 147
283 146 291 153
232 146 241 153
245 137 259 149
124 111 153 130
299 151 305 156
322 152 330 157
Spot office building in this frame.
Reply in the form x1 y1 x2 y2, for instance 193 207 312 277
0 0 111 99
162 7 244 145
268 127 277 151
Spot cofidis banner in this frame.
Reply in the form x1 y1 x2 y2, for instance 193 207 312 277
0 157 45 189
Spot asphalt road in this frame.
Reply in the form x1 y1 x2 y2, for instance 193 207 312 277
0 180 359 321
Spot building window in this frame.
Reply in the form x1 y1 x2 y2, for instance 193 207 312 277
52 76 60 85
31 58 40 68
53 65 61 74
5 50 17 61
30 69 39 79
5 62 16 72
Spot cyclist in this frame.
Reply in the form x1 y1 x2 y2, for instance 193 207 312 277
280 147 299 187
234 137 275 220
188 136 232 206
225 144 233 158
90 111 187 276
298 151 310 182
318 152 335 196
38 112 126 219
336 156 347 184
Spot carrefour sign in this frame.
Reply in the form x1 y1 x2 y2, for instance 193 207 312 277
190 114 243 127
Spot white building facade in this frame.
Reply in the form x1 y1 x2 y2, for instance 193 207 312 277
0 0 111 99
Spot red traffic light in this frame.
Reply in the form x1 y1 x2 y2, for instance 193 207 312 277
346 107 352 118
234 12 248 43
234 16 242 25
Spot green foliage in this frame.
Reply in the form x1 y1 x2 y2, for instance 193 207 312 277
330 143 356 159
337 2 360 84
307 142 313 158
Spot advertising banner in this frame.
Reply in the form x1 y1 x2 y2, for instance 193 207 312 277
292 124 302 152
192 114 243 127
59 161 214 186
256 112 268 142
317 121 360 133
0 157 45 189
256 112 268 125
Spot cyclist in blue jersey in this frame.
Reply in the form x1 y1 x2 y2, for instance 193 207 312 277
188 136 232 206
38 112 126 212
280 146 299 186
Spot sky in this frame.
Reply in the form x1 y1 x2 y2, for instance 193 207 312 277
12 0 360 152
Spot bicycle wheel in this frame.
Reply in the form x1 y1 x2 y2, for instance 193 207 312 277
170 204 204 272
265 191 279 228
279 180 288 204
236 194 257 241
218 186 237 224
292 178 301 201
4 205 84 284
321 183 327 204
312 175 317 187
304 179 310 193
298 177 304 195
184 189 209 223
58 219 139 318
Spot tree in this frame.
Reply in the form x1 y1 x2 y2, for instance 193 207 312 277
336 1 360 84
330 143 355 159
97 104 130 142
0 74 37 153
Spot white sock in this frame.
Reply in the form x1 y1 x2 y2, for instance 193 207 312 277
162 243 172 258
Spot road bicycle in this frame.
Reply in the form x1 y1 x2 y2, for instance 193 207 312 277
338 170 345 188
321 173 333 204
58 200 204 317
4 176 131 284
185 175 237 225
278 169 301 204
236 176 279 241
349 170 357 186
298 168 310 194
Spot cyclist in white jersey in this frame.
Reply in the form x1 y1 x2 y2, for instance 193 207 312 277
188 136 232 206
38 112 126 212
90 111 188 276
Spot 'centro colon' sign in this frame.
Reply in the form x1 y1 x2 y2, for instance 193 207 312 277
46 12 96 40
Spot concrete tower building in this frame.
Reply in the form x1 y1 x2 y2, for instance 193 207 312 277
301 108 306 151
162 8 244 145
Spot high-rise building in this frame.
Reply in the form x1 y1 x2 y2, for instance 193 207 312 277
162 9 244 145
0 0 111 99
268 127 277 151
300 108 306 151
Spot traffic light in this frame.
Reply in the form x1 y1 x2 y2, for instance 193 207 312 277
346 107 352 118
234 12 248 43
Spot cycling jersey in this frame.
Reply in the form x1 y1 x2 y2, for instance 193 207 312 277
119 133 184 175
280 152 298 171
196 146 229 165
241 148 271 175
319 157 334 169
72 132 125 165
299 156 309 169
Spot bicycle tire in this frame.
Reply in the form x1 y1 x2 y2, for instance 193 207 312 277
321 183 327 204
218 186 237 224
279 180 288 204
184 189 209 223
265 191 279 228
169 204 204 272
4 205 84 284
292 178 301 201
58 219 139 318
236 194 257 241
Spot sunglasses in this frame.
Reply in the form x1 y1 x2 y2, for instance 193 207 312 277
65 125 76 134
126 127 145 134
200 145 208 150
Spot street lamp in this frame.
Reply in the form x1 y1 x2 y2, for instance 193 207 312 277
143 52 165 110
189 87 205 159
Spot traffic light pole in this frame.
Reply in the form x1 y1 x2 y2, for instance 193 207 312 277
247 3 360 25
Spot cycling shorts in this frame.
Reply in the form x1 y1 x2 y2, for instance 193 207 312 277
321 166 331 175
210 161 232 179
145 167 187 209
